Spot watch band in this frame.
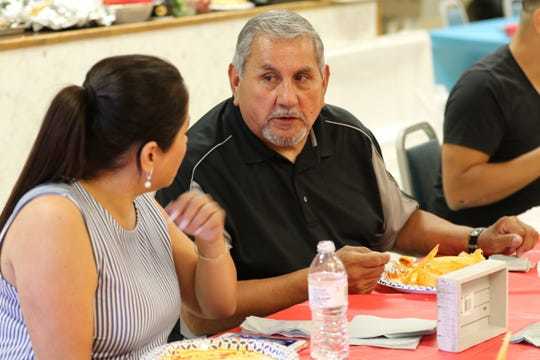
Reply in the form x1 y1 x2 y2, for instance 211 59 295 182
468 227 486 253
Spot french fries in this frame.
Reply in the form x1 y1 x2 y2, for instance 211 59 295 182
387 245 485 287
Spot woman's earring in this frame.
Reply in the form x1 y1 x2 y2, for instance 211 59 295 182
144 168 153 189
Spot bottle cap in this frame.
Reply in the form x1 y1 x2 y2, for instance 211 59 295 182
317 240 335 253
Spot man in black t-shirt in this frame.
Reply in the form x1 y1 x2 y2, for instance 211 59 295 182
158 10 538 336
432 0 540 227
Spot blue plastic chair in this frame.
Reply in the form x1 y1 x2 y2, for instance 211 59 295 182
396 122 441 211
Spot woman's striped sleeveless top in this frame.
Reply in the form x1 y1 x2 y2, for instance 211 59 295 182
0 182 181 359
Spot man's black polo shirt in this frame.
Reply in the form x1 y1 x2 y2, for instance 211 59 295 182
157 98 417 280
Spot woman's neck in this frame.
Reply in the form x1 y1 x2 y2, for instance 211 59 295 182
79 169 141 230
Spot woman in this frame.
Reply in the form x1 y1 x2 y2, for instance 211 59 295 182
0 55 237 359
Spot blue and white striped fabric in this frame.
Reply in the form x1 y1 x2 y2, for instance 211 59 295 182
0 182 181 359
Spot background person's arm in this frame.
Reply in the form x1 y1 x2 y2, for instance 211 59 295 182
1 196 96 359
442 144 540 210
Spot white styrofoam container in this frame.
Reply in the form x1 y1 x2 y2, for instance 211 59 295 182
437 260 508 352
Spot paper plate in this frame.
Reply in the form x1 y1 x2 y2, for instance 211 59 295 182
378 276 436 294
141 337 299 359
378 259 437 294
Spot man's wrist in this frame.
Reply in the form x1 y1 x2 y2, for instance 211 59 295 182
468 227 486 253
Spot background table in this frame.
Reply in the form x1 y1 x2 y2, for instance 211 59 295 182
270 248 540 359
430 17 516 90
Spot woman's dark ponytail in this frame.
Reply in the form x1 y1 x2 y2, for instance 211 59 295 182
0 86 89 230
0 55 188 232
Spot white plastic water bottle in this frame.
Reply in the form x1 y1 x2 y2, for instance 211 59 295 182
308 240 349 360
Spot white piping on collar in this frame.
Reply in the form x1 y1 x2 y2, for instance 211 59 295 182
189 135 233 191
324 120 372 141
309 128 318 147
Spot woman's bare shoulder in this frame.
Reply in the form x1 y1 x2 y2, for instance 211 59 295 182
5 194 88 252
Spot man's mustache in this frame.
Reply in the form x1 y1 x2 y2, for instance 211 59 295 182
268 109 305 121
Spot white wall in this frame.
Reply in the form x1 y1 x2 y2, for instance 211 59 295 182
325 30 446 185
0 2 377 208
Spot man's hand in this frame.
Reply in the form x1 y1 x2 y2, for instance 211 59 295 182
478 216 539 257
336 246 390 294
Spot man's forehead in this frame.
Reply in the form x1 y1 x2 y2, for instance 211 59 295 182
245 35 318 68
252 34 314 50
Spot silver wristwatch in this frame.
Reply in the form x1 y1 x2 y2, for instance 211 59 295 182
468 227 485 253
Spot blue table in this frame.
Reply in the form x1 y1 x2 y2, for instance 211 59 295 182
430 17 517 90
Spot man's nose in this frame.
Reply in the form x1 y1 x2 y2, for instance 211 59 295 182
275 80 299 108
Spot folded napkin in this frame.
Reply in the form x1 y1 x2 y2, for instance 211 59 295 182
511 322 540 347
349 336 421 350
518 207 540 232
349 315 436 338
348 315 436 350
240 316 311 338
241 315 436 350
489 255 532 272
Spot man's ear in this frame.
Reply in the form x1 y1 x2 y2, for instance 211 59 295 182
228 64 241 106
321 64 331 97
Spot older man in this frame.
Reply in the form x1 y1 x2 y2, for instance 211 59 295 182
157 10 538 335
432 0 540 227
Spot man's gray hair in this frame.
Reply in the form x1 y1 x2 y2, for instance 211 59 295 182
232 10 325 77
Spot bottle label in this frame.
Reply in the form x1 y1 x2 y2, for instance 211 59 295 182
308 276 348 309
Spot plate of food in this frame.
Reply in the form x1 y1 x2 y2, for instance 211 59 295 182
378 245 485 294
142 337 299 359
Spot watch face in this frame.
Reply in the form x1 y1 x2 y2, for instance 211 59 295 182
470 227 485 237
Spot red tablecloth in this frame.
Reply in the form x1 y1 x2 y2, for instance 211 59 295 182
269 249 540 359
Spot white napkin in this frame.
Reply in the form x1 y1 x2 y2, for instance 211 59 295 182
489 255 532 272
348 315 436 350
518 207 540 232
240 316 311 338
241 315 436 350
349 315 436 338
511 322 540 347
349 336 422 350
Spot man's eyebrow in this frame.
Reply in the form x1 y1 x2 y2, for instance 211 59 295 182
295 66 315 74
258 64 278 72
257 64 315 74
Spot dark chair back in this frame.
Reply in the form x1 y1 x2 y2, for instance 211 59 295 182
396 122 441 210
